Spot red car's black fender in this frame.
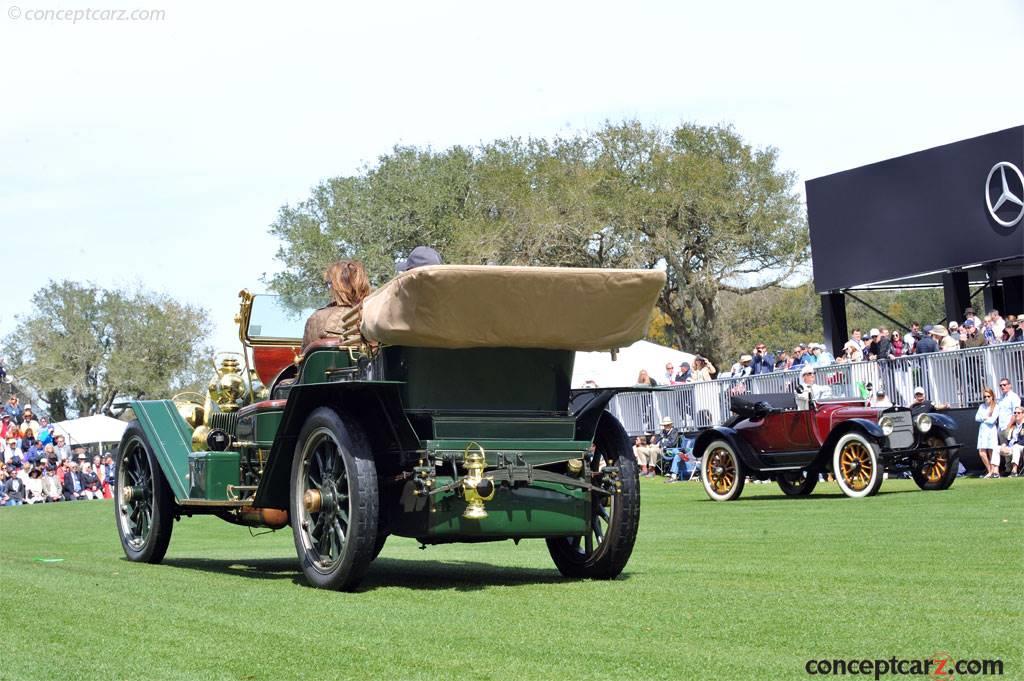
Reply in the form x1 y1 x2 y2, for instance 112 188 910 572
812 418 885 467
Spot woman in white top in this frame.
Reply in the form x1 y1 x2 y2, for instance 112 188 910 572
24 466 45 504
976 387 1000 477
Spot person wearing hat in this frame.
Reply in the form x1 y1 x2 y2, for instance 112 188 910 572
636 419 669 479
0 413 14 441
24 465 46 504
665 430 696 483
867 386 893 408
649 416 681 479
728 354 753 378
947 321 961 344
813 343 835 366
914 326 939 354
396 246 443 273
961 319 984 349
673 361 692 383
795 364 832 410
841 340 863 362
690 356 716 382
865 328 887 361
910 386 947 417
19 407 40 438
931 323 958 352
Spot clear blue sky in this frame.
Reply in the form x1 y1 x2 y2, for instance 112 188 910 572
1 0 1022 352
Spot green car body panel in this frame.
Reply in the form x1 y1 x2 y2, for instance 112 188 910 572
127 345 613 541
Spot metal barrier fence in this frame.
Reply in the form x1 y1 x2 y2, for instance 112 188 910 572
607 342 1024 435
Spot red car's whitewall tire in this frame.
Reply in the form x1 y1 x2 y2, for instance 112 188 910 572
700 440 745 501
832 432 883 498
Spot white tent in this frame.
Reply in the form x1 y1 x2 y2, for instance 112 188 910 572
572 340 696 388
53 415 128 447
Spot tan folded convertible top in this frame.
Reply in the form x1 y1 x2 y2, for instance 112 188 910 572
360 265 665 351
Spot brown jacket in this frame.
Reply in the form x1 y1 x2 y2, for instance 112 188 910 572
302 304 355 350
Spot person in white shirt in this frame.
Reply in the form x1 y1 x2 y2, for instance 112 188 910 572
728 354 753 378
52 434 71 462
868 388 893 408
903 322 921 354
795 365 832 410
995 378 1021 431
995 407 1024 476
989 309 1006 339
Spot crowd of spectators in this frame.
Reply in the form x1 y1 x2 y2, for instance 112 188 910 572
632 307 1022 389
626 306 1023 482
0 395 115 507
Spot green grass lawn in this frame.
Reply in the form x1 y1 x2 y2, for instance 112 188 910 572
1 477 1021 681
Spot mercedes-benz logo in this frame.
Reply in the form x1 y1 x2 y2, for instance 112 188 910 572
985 161 1024 227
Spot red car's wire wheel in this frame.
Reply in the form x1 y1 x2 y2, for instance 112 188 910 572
921 437 948 483
838 440 874 491
707 447 738 495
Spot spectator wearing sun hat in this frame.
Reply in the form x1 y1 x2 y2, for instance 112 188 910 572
728 354 753 378
0 413 15 441
932 324 959 352
947 321 962 345
841 340 863 362
19 406 40 438
24 466 47 504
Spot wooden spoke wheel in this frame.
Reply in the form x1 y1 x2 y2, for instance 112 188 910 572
832 432 883 498
911 435 959 491
700 440 745 501
290 408 379 591
776 470 817 497
546 414 639 579
114 422 175 564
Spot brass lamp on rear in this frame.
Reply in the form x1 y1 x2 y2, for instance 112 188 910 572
461 443 495 520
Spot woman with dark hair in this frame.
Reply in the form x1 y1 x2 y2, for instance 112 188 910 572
976 387 1000 478
302 260 372 350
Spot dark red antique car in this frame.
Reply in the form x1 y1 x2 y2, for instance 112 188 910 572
693 393 960 501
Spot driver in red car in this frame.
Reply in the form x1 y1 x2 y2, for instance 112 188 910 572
795 364 832 409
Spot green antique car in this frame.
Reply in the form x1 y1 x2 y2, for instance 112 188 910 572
114 264 665 590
